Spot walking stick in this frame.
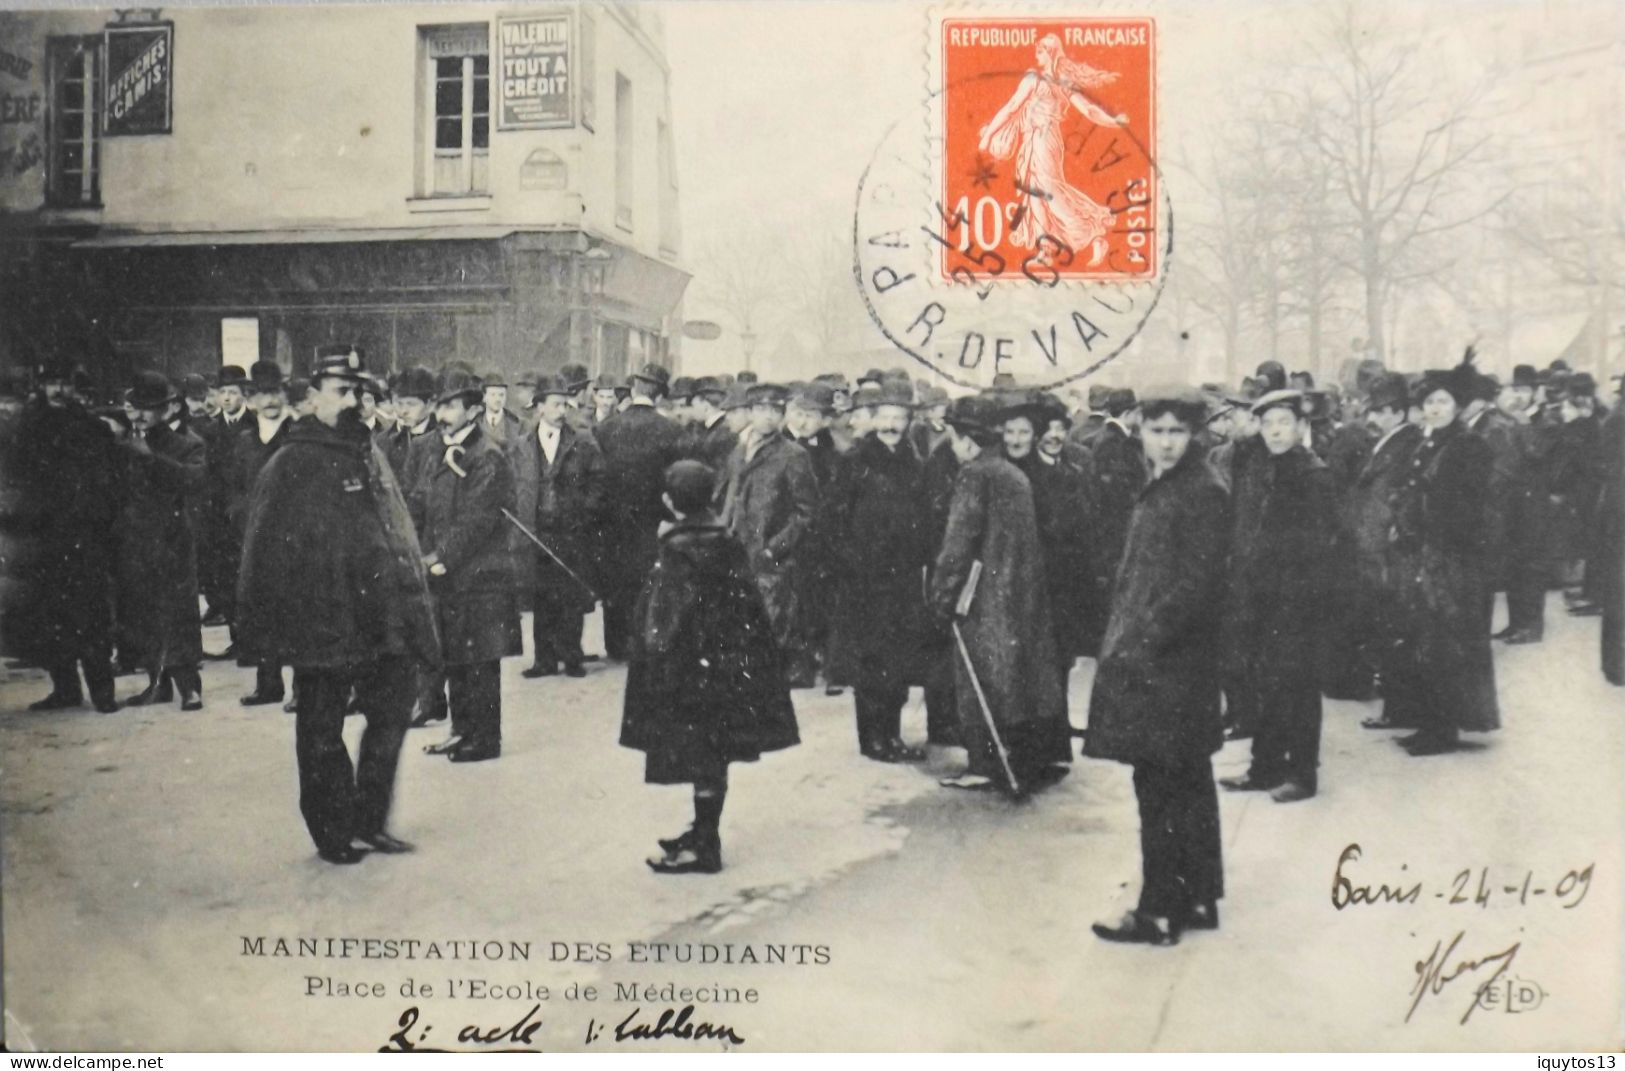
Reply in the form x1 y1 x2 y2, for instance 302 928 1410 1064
948 559 1022 797
500 509 599 602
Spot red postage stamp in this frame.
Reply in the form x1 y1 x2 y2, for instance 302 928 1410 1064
936 16 1158 283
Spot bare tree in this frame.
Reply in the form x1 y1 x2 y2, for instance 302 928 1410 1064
784 228 863 365
687 224 789 372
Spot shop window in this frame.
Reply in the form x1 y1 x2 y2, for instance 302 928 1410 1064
421 25 490 197
614 72 633 230
46 36 100 207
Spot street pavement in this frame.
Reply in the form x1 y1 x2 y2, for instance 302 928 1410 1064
2 599 1621 1052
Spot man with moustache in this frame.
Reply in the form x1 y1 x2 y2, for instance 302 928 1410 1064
510 374 605 680
828 380 932 760
412 373 521 762
238 347 438 863
114 371 208 710
231 361 297 707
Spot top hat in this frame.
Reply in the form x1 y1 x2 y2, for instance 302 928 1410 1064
630 363 672 392
559 363 592 392
180 373 210 400
125 370 177 410
791 381 839 414
744 382 791 409
311 344 369 383
217 364 250 388
247 361 285 394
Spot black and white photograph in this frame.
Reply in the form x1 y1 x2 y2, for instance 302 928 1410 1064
0 0 1621 1054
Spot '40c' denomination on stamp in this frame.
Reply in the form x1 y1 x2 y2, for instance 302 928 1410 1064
855 11 1169 390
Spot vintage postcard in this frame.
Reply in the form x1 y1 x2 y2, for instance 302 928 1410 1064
0 0 1621 1054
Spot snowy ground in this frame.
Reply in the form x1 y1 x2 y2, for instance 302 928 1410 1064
3 599 1621 1052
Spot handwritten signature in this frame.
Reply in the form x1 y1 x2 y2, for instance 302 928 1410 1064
1406 931 1520 1025
379 1003 543 1052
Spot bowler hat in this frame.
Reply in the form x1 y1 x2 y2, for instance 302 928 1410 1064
1254 361 1287 392
311 344 368 383
217 364 249 389
594 374 625 394
286 378 311 405
816 373 852 393
35 356 74 383
247 361 285 394
395 366 438 402
670 376 696 402
944 394 1003 443
857 368 885 387
125 370 177 410
559 363 592 392
1085 383 1112 410
180 373 210 401
436 368 484 407
1103 387 1138 417
735 370 759 385
1511 364 1539 389
1567 372 1597 399
1366 373 1410 413
874 380 915 410
691 375 727 399
479 368 508 389
630 363 671 392
722 383 752 411
918 384 949 407
851 383 883 410
744 382 791 408
534 374 575 400
513 369 540 389
791 381 838 414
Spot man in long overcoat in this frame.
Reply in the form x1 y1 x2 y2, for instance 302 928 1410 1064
510 374 605 678
1219 390 1336 803
1086 387 1230 945
594 363 685 659
115 372 208 710
1499 365 1551 643
237 348 439 864
199 364 251 632
621 461 798 874
929 395 1069 793
6 361 121 712
827 384 932 762
413 378 521 762
1463 372 1525 633
1087 388 1148 640
1345 374 1424 728
230 361 296 706
784 381 845 688
717 383 820 685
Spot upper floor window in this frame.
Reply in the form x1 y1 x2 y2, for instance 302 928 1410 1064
46 36 100 207
614 72 633 230
421 25 490 197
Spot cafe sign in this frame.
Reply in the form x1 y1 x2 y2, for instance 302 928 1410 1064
496 13 573 130
103 22 173 136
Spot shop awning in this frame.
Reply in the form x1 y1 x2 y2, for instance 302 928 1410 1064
73 225 541 248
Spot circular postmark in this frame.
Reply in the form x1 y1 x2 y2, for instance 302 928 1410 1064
853 23 1171 392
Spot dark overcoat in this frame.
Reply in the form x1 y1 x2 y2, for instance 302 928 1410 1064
1467 406 1524 577
718 432 819 650
115 422 207 668
826 434 933 688
1385 421 1500 732
225 417 292 535
922 438 960 554
508 421 605 615
199 412 250 598
236 418 439 670
929 453 1069 764
594 404 685 597
1084 445 1230 766
684 416 739 481
1596 408 1624 684
414 424 521 665
620 515 799 784
1345 423 1424 592
384 420 436 482
1227 445 1337 686
1015 450 1099 658
1087 420 1148 637
479 407 527 447
1544 413 1603 563
1 400 120 663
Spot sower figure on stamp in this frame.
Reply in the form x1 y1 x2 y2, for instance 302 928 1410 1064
621 461 799 875
114 371 208 711
230 361 295 707
1219 390 1336 804
413 375 522 763
1087 386 1230 946
510 374 604 680
826 380 933 764
237 347 439 865
929 394 1070 795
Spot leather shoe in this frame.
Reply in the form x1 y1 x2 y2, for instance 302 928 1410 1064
1568 603 1602 617
647 840 722 874
28 691 82 712
240 691 285 707
658 827 697 854
1219 773 1279 792
92 694 120 714
204 644 237 661
355 832 415 854
878 738 925 763
180 690 203 711
408 708 447 729
1185 901 1219 931
1361 717 1402 730
1490 626 1516 640
201 612 228 628
127 679 174 707
1270 780 1316 803
1503 629 1543 644
424 734 466 756
521 663 558 679
1222 724 1253 742
1403 735 1462 756
316 845 366 865
1092 910 1178 946
448 740 500 763
562 663 586 678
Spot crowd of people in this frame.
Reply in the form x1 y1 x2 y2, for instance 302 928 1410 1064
2 344 1620 939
